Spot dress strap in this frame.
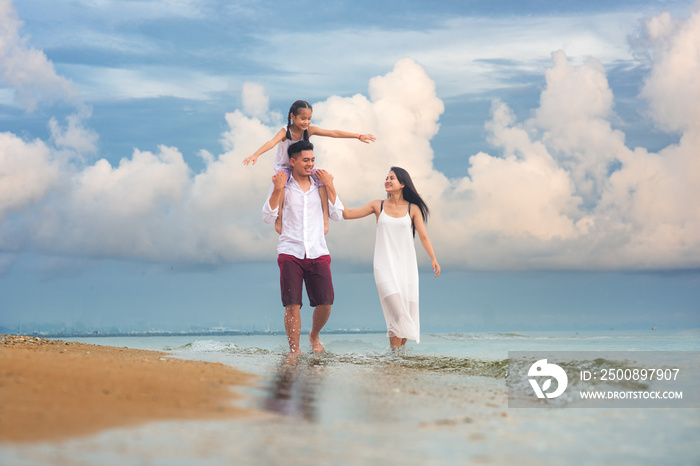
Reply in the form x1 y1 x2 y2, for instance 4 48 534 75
380 200 384 213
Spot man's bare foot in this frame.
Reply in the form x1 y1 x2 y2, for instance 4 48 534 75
309 334 324 353
285 352 300 365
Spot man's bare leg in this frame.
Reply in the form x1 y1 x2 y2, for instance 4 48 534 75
309 304 331 353
284 304 302 356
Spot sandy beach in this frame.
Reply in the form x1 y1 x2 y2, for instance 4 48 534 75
0 335 256 443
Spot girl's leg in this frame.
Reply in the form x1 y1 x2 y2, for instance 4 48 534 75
275 168 291 234
275 192 284 234
319 186 329 234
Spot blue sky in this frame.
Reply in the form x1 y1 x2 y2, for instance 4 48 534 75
1 0 698 334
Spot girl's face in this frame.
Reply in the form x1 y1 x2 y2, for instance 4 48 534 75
385 171 404 193
290 108 312 131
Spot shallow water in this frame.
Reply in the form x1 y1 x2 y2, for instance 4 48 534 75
2 330 698 465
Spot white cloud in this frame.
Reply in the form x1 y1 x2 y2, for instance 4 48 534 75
49 110 99 156
241 82 269 119
0 132 62 222
1 7 699 272
0 0 80 111
33 145 193 259
639 10 700 133
76 0 209 21
250 12 640 98
67 65 231 101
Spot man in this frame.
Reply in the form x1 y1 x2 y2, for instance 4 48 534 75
262 140 342 357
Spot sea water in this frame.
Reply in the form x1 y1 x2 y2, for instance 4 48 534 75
2 329 699 465
56 328 700 376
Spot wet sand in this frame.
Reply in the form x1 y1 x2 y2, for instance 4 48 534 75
0 335 256 443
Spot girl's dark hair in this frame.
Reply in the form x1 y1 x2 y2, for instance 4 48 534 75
286 100 312 141
389 166 429 237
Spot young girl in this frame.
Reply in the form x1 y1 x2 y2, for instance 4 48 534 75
341 167 440 349
243 100 375 233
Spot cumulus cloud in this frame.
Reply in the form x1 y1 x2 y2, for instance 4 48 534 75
0 0 80 111
1 8 699 272
638 10 700 133
241 82 269 119
49 109 99 157
0 133 62 223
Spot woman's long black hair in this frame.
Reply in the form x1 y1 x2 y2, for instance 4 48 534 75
389 166 429 237
286 100 312 141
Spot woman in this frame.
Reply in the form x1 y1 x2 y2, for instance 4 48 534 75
343 167 440 348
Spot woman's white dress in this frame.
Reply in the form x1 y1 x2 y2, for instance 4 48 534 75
373 206 420 342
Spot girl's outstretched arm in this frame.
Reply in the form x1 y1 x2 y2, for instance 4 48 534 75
243 128 287 165
412 210 441 277
308 126 376 144
343 199 382 220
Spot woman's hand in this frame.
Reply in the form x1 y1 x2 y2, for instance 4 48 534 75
432 260 441 278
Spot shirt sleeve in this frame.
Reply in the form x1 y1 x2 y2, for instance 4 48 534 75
328 195 344 221
262 192 279 224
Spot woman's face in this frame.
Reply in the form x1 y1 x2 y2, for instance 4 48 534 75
385 171 404 192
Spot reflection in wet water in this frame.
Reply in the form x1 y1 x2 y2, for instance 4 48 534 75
262 357 327 421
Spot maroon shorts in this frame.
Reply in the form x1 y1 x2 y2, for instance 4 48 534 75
278 254 334 307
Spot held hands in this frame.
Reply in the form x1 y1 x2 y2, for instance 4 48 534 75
243 154 259 166
358 134 376 144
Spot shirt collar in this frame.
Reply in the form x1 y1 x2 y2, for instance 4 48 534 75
288 173 317 190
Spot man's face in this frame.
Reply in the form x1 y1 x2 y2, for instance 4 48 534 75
290 150 315 178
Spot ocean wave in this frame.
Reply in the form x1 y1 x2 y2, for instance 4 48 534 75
294 351 510 379
427 332 530 341
164 340 275 355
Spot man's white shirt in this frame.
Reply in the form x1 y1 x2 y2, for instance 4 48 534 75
262 176 344 259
